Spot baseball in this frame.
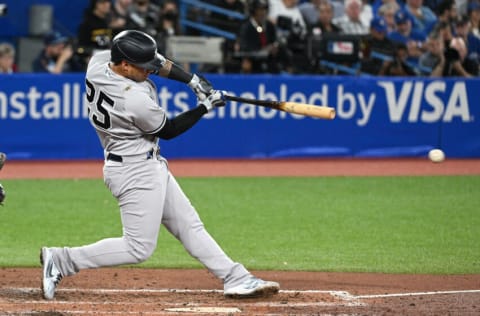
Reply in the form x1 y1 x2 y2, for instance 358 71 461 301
428 149 445 163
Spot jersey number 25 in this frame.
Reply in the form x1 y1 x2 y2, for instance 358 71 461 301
85 78 115 130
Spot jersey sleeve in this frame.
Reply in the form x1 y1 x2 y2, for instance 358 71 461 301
126 91 167 134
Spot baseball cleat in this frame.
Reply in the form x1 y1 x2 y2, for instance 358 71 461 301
0 152 6 170
40 247 63 300
224 276 280 298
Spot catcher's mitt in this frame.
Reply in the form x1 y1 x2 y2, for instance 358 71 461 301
0 183 5 205
0 152 6 170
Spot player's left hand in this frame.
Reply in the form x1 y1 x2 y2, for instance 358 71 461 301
188 74 213 101
199 90 226 112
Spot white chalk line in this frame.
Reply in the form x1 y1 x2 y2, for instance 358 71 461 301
354 289 480 299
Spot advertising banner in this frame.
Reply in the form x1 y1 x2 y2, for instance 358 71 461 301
0 74 478 159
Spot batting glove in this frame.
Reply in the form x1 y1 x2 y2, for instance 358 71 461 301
200 90 227 112
188 74 213 101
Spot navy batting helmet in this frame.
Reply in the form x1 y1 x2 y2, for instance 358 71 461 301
111 30 164 71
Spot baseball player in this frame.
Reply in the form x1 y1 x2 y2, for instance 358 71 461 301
40 30 279 300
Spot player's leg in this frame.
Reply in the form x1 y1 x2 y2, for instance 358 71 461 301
161 171 279 297
161 171 250 284
41 160 168 299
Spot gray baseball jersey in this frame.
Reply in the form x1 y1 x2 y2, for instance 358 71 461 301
48 51 251 291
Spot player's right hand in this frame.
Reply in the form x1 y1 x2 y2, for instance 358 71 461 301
200 90 226 112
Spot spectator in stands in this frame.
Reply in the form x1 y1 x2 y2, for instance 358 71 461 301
0 42 16 73
360 0 374 28
126 0 161 38
77 0 113 50
32 31 74 74
308 1 342 36
268 0 307 37
333 0 369 35
453 15 480 73
110 0 133 36
468 1 480 38
388 10 427 62
450 36 478 75
379 42 418 75
155 0 181 54
360 16 396 74
377 2 401 33
268 0 308 71
237 0 292 73
435 0 457 24
372 0 400 15
403 0 437 35
74 0 113 71
419 31 473 76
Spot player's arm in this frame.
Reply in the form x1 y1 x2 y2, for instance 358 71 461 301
156 90 226 140
156 57 213 101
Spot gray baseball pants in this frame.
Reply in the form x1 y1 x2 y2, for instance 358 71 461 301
50 156 251 290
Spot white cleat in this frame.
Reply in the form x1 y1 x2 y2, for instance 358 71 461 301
40 247 63 300
224 276 280 298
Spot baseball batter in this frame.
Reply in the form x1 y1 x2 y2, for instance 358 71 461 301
40 30 279 300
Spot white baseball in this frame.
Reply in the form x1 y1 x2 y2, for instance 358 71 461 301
428 149 445 163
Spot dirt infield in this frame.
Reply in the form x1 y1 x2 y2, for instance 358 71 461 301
1 158 480 315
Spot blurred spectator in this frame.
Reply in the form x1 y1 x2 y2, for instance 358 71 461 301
433 20 454 46
333 0 369 35
379 42 418 75
404 0 437 35
299 0 344 27
32 31 74 73
237 0 292 73
308 1 342 36
77 0 113 50
450 36 478 75
435 0 457 24
377 2 401 33
360 0 374 28
126 0 161 37
110 0 133 36
388 10 427 62
453 15 480 73
155 0 181 54
360 16 396 74
268 0 307 37
468 1 480 38
0 43 16 73
419 31 473 77
372 0 399 15
268 0 308 71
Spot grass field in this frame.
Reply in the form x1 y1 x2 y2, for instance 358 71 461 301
1 176 479 274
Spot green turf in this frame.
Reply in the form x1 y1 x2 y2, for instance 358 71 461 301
1 176 479 274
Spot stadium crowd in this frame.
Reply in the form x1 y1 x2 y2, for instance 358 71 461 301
1 0 480 76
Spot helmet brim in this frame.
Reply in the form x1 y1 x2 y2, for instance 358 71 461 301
131 54 163 71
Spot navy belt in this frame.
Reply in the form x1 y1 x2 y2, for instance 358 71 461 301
106 149 155 163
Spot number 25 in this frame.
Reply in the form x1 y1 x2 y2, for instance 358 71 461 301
85 79 114 129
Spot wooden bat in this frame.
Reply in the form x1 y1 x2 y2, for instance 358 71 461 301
224 95 335 120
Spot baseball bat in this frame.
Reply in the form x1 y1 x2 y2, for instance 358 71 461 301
224 95 335 120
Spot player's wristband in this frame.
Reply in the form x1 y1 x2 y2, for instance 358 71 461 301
167 63 193 84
